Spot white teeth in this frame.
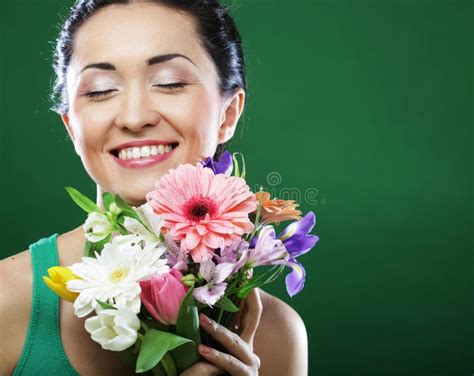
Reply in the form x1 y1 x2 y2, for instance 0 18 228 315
132 147 141 159
117 144 175 160
141 146 150 157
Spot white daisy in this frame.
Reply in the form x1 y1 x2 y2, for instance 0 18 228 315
67 234 169 317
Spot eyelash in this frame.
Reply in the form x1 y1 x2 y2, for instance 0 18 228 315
85 83 187 98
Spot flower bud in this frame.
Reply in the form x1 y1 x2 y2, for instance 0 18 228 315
139 269 189 325
109 202 121 216
43 266 80 302
83 211 114 242
181 273 196 287
85 307 140 351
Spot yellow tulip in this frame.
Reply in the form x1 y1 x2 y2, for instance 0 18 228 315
43 266 80 303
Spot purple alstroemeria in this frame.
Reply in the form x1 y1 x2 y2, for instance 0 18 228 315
214 238 249 274
239 225 289 269
164 233 188 272
193 260 235 306
277 212 319 297
201 150 233 176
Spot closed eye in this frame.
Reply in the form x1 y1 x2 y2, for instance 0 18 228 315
85 83 187 99
153 83 187 90
85 89 117 99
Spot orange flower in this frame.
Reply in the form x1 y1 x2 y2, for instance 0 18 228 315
256 191 302 225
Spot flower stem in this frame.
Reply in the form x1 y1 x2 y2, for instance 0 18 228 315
216 307 224 325
160 352 177 376
248 186 264 241
140 320 150 334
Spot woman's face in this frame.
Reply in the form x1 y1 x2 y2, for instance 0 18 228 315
61 3 244 205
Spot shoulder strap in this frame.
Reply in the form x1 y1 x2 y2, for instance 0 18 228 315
13 233 79 376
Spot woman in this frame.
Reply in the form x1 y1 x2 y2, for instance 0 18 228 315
0 1 308 375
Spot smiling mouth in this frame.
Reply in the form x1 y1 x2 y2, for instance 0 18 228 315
111 142 179 160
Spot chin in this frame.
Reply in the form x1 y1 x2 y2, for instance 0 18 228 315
107 178 157 206
119 190 149 206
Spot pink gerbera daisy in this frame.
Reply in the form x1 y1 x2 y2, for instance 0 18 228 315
146 163 257 262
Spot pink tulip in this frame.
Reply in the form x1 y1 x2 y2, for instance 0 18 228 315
139 269 189 325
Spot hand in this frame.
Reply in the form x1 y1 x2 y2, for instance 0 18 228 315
179 289 263 376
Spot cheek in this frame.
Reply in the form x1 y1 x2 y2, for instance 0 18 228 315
169 91 221 149
71 105 112 153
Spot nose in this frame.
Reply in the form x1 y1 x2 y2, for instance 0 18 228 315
114 85 161 132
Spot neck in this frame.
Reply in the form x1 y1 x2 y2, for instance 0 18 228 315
96 185 106 211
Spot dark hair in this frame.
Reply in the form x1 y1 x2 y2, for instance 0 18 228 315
50 0 247 159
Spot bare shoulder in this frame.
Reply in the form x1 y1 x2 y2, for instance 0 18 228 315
254 288 308 376
0 249 34 375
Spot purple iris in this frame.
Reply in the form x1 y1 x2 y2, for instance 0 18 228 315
278 211 319 297
202 150 233 176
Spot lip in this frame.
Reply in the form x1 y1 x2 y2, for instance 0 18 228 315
111 144 177 169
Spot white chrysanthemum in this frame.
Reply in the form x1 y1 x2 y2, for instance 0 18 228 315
85 307 140 351
67 234 169 317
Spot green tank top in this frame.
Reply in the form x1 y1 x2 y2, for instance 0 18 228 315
13 233 80 376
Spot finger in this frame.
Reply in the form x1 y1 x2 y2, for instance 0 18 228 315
200 313 254 365
240 288 263 344
179 360 223 376
198 344 251 376
231 299 245 332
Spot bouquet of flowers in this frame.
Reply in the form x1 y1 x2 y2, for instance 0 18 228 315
43 151 319 375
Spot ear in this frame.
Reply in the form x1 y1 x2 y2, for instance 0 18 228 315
60 113 75 142
217 89 245 144
60 113 81 156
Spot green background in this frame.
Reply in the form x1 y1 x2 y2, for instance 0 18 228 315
1 0 472 375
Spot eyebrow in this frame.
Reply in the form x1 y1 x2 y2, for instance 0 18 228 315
79 53 197 73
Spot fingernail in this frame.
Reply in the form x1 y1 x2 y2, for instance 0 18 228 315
199 344 212 355
200 313 212 326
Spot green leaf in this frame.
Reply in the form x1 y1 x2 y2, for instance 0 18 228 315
215 295 240 313
151 364 166 376
160 353 177 376
115 194 141 221
85 233 112 257
118 346 139 369
102 192 115 211
95 299 116 310
136 329 192 373
65 186 101 214
142 318 172 332
172 287 201 372
83 240 93 258
232 153 240 177
232 152 246 179
237 263 286 299
115 219 130 235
